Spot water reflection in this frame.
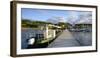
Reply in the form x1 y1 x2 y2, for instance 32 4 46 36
21 28 92 49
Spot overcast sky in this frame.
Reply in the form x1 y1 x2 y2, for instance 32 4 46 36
21 8 92 24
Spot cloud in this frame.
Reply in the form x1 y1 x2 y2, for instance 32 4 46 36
66 11 92 24
76 11 92 24
66 11 79 24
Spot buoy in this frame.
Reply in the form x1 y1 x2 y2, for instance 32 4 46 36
27 38 35 45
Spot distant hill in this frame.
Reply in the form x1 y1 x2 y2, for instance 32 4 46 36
46 17 66 24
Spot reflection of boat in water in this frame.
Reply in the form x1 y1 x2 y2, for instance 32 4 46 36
26 24 62 48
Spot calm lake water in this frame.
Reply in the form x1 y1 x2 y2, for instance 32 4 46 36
71 32 92 46
21 28 92 49
21 28 43 49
